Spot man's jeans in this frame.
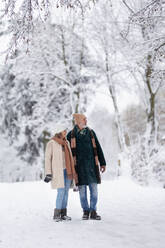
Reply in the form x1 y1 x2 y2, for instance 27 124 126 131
56 169 71 209
78 183 98 211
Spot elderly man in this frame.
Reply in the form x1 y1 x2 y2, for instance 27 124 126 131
67 113 106 220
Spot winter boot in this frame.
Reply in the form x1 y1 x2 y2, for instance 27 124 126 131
82 210 90 220
53 209 62 222
90 210 101 220
61 208 72 221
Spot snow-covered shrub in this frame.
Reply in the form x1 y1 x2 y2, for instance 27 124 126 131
151 145 165 187
130 135 165 187
130 137 149 186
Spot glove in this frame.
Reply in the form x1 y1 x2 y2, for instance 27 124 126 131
44 174 52 183
73 186 79 192
100 166 106 173
73 179 79 192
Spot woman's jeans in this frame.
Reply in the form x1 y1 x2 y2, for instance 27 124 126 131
56 169 71 209
78 183 98 211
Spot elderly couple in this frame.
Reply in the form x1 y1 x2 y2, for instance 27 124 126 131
44 113 106 222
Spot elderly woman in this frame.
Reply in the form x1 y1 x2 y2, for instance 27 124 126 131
44 124 78 222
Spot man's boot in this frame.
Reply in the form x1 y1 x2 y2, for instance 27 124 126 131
90 210 101 220
61 208 72 221
53 209 62 222
82 210 90 220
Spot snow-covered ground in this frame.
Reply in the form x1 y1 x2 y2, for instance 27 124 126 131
0 177 165 248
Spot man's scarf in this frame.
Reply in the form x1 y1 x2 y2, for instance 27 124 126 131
71 127 101 183
52 136 78 184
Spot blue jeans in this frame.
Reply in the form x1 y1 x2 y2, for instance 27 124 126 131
78 183 98 211
56 169 72 209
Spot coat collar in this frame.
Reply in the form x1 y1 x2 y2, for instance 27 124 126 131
74 125 88 135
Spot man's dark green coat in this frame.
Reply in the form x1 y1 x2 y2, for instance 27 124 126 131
67 126 106 186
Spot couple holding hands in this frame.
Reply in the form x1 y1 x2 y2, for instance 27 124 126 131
44 113 106 222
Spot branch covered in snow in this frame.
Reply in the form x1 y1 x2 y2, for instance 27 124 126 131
1 0 96 55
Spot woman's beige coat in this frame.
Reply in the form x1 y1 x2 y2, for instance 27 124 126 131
45 139 67 189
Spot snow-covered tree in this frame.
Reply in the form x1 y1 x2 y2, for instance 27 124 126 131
1 0 165 185
118 0 165 185
0 13 96 180
1 0 96 55
87 0 130 153
120 0 165 143
122 104 147 145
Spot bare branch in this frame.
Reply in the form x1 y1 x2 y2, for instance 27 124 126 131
122 0 134 14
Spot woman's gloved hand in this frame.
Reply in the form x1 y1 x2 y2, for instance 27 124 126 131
44 174 52 183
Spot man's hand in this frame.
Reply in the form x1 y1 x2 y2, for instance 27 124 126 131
100 166 106 173
44 174 52 183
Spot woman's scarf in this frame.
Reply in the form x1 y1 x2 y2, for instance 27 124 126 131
52 136 78 184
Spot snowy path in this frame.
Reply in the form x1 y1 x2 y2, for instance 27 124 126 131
0 178 165 248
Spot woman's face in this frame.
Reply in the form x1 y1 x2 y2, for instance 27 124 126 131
61 130 67 138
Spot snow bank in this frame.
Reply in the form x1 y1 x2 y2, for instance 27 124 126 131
0 177 165 248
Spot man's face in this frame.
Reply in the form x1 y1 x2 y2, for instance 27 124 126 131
82 117 87 126
78 117 87 129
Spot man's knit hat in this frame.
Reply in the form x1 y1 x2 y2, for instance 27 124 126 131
73 113 86 124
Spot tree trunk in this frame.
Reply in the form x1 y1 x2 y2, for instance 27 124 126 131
145 54 157 144
105 51 126 152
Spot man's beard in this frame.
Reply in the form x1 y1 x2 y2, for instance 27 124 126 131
79 124 87 129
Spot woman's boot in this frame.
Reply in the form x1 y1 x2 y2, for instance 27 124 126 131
61 208 72 221
53 209 62 222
